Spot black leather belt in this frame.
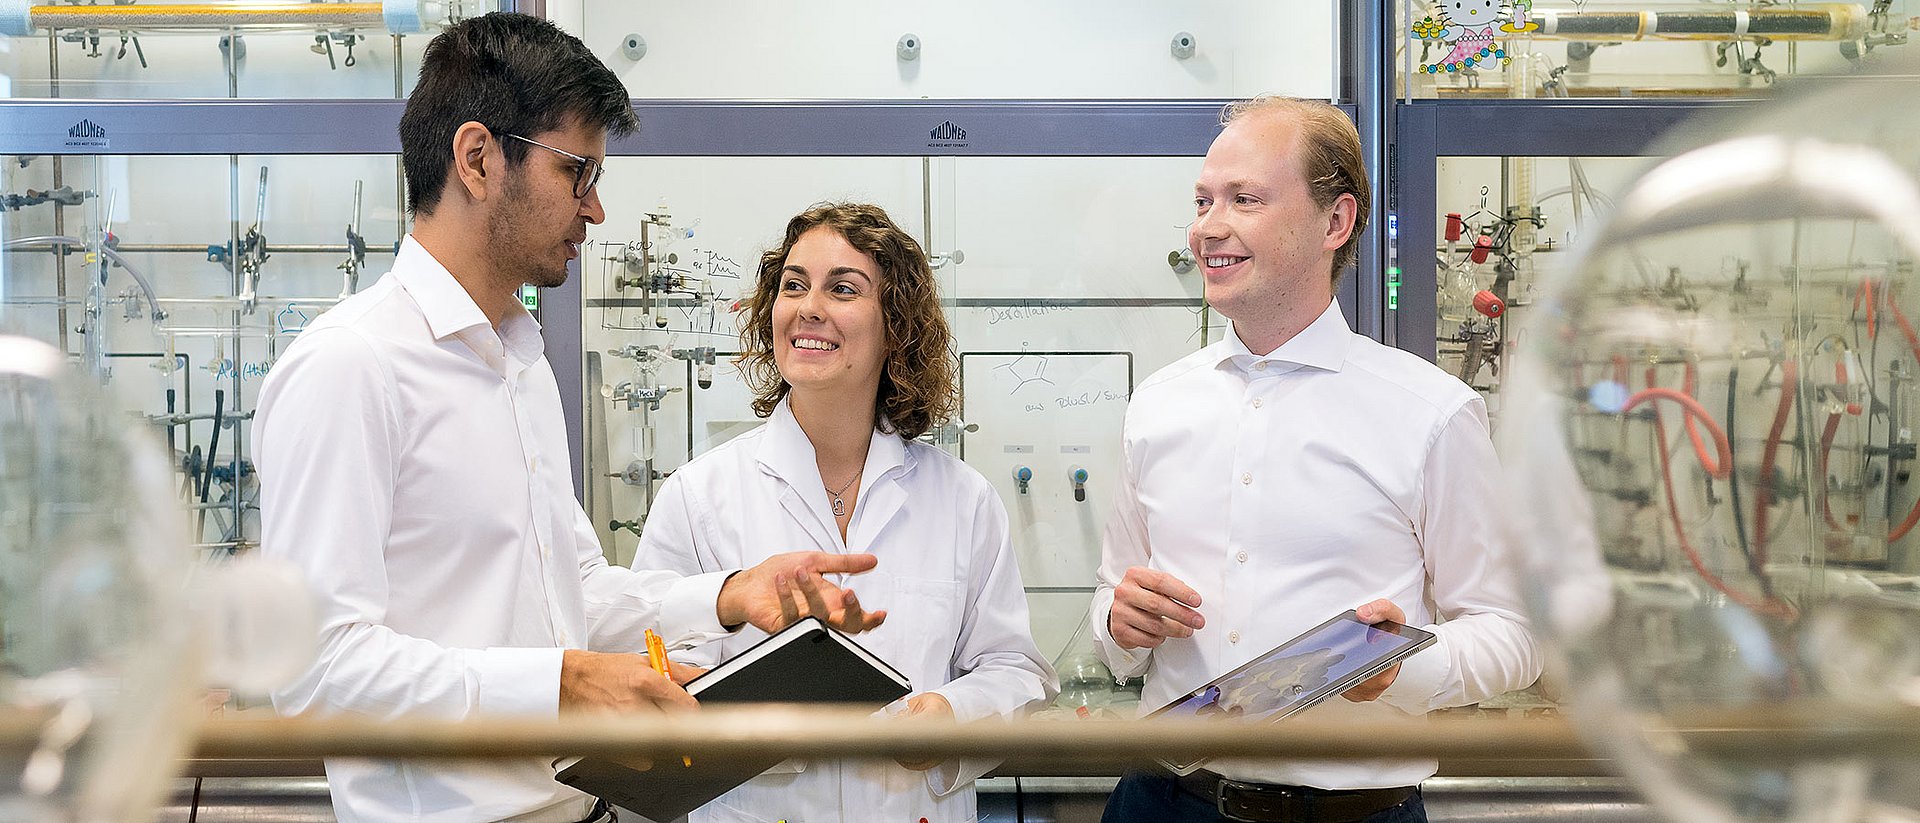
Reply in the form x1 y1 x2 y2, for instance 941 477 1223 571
1173 770 1415 823
568 798 614 823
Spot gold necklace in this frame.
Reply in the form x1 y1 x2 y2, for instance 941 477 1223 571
825 469 861 518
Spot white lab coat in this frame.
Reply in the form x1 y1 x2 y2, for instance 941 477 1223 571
635 399 1057 823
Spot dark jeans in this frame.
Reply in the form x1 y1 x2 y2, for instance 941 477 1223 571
1101 773 1427 823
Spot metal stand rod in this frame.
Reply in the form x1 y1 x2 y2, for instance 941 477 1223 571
20 3 393 32
4 242 399 255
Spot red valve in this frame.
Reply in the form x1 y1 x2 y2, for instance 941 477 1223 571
1444 213 1463 242
1472 290 1506 318
1469 234 1494 265
1836 358 1863 415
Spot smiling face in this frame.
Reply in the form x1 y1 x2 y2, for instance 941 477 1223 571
483 117 606 289
1188 109 1349 331
1450 0 1500 25
770 226 888 405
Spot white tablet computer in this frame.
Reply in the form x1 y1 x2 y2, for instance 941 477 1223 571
1146 609 1438 775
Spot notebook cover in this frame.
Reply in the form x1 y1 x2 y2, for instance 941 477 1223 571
554 618 910 821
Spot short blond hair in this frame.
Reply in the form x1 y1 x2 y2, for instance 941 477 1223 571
1219 96 1370 285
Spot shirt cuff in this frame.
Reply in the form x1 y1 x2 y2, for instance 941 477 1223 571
659 569 738 648
929 683 987 725
1376 634 1450 715
474 646 565 718
925 757 997 797
1089 595 1151 680
906 691 1000 796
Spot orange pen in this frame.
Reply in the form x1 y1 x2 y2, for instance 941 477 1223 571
643 629 693 768
643 629 669 679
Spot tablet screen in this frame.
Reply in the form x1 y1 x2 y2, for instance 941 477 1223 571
1156 612 1433 725
1149 611 1435 774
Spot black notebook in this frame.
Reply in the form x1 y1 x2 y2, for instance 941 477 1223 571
553 617 911 822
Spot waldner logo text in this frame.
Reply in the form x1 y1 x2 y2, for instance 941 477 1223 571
928 120 968 147
65 119 108 148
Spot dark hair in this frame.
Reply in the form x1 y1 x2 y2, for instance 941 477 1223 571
399 13 639 215
738 203 958 441
1220 96 1371 285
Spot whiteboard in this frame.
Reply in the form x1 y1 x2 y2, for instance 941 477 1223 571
960 351 1132 591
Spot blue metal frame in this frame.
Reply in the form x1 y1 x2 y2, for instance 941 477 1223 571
1348 0 1393 344
0 98 1251 157
613 99 1239 157
0 99 410 155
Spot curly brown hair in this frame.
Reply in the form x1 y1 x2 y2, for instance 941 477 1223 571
738 202 958 441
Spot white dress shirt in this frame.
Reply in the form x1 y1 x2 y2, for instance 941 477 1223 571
255 236 736 823
1090 300 1540 790
635 399 1058 823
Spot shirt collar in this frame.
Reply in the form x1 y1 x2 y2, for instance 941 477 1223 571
391 235 546 365
497 309 545 368
391 236 490 341
1216 300 1353 374
758 397 909 487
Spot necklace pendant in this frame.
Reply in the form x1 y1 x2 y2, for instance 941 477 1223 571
831 496 846 517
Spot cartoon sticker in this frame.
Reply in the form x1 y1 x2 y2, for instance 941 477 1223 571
1412 0 1539 74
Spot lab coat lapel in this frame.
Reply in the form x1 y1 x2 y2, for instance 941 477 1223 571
847 428 908 550
757 401 843 552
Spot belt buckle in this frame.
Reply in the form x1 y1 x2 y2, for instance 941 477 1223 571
1216 778 1294 823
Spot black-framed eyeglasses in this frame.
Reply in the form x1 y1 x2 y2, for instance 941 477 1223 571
503 132 603 199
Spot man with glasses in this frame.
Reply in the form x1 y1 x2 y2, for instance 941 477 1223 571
254 13 886 822
504 132 604 199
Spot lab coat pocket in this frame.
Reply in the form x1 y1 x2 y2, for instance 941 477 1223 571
867 760 979 823
701 770 808 822
881 576 964 680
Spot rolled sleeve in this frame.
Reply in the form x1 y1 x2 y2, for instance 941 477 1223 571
1089 588 1150 680
586 476 741 652
1408 400 1543 709
1092 430 1154 680
474 647 567 718
658 570 736 647
1375 637 1451 715
925 761 971 798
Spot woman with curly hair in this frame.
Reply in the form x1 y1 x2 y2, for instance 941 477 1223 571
634 201 1057 822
